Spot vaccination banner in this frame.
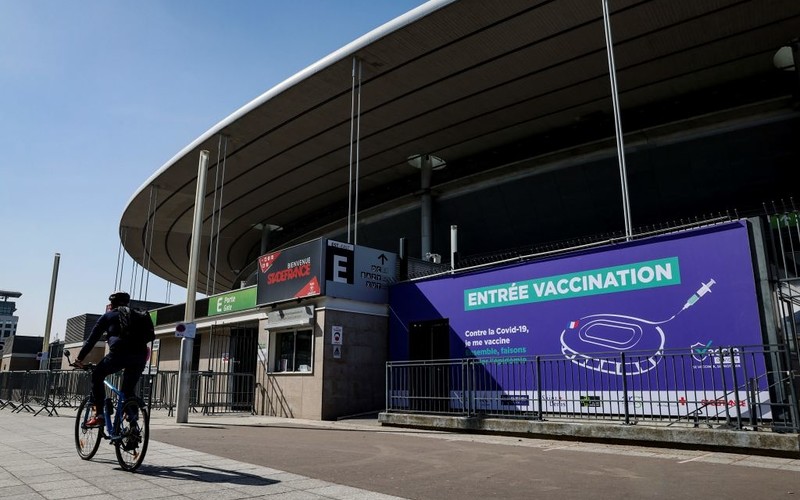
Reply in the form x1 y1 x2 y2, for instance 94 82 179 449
389 221 768 413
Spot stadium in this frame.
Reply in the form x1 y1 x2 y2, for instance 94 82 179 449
104 0 799 426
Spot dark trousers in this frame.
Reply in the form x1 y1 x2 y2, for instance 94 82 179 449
91 349 148 411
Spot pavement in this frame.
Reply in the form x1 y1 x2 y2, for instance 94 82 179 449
0 411 403 500
1 410 800 499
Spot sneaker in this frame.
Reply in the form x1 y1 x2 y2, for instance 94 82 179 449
122 424 140 451
85 415 104 427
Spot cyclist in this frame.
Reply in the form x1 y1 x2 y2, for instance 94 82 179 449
74 291 151 427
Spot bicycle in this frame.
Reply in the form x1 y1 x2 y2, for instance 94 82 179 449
64 350 150 472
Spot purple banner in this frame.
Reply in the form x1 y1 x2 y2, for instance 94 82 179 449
389 221 766 394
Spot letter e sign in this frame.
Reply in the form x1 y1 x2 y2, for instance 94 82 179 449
326 244 354 284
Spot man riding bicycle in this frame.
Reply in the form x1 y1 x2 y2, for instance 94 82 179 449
74 291 152 427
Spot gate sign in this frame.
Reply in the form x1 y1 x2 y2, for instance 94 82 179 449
389 221 766 394
208 287 257 316
257 239 324 306
325 240 397 303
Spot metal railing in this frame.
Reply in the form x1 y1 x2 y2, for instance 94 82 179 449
386 344 799 432
0 369 255 416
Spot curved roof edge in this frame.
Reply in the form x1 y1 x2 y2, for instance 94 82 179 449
124 0 455 211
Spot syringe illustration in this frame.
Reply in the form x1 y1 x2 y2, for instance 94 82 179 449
681 279 716 311
560 278 717 375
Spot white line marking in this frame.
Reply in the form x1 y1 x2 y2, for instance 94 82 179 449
678 453 713 464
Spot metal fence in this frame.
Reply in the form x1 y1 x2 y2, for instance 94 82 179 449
0 369 255 417
386 344 799 432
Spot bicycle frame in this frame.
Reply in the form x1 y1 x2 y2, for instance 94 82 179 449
99 379 128 441
66 348 150 471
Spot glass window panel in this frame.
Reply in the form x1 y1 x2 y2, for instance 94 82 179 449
271 329 313 373
296 330 312 371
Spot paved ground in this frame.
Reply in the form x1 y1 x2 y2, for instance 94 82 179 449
0 412 402 500
1 410 799 499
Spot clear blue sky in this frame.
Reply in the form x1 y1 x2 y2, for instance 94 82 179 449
0 0 425 340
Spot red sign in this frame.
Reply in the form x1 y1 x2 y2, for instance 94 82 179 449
257 240 324 305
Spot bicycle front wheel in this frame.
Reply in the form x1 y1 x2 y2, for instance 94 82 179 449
74 397 102 460
114 398 149 472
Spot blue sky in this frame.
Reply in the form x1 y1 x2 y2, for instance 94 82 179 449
0 0 424 340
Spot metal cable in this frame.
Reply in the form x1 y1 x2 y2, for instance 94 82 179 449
119 228 128 293
206 136 223 295
354 59 362 246
138 186 155 300
212 136 228 294
129 259 138 295
347 57 357 243
114 229 124 291
143 186 158 302
602 0 632 239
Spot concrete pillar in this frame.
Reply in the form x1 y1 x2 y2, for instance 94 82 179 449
421 155 433 259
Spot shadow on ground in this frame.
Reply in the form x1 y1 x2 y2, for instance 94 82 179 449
136 463 279 486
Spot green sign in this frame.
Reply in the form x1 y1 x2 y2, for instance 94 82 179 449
464 257 681 310
770 212 799 229
207 287 257 316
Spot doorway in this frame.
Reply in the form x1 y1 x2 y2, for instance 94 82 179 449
208 323 258 412
408 319 450 412
409 319 450 360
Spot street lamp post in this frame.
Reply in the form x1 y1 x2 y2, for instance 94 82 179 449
176 150 209 423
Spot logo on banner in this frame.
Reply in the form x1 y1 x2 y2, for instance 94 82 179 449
294 277 321 297
259 252 281 273
691 341 712 362
580 395 601 407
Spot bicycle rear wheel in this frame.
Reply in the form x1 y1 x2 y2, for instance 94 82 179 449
114 398 149 472
74 397 102 460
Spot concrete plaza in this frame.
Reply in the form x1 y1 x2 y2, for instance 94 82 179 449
1 411 799 499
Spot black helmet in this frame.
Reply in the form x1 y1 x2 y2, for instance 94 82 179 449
108 291 131 306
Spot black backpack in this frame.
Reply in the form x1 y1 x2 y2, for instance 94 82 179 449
118 306 156 344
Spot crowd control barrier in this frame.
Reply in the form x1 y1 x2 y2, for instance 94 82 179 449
386 344 799 432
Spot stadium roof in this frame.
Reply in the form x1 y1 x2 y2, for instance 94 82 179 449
120 0 800 291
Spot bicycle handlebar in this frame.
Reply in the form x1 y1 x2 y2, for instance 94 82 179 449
70 362 95 371
64 350 94 370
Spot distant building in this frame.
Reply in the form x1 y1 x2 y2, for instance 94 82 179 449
0 334 42 372
62 313 104 366
0 290 22 351
59 299 169 369
64 313 102 345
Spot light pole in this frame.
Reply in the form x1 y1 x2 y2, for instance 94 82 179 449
41 253 60 370
176 150 209 423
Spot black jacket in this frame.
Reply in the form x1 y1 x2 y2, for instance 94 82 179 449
77 307 146 360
